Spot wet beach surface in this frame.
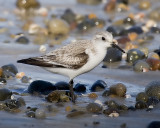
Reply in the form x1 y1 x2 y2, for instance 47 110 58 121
0 0 160 128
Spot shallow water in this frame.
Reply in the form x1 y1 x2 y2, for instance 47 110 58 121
0 0 160 128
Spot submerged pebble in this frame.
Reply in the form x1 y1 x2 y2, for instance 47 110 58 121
5 99 20 109
0 88 12 101
86 103 102 113
74 83 86 92
147 97 159 106
28 80 57 95
147 121 160 128
21 76 30 83
26 111 35 118
67 110 85 118
135 101 148 109
90 80 107 92
133 60 150 72
88 93 98 99
105 100 119 109
15 36 29 44
55 81 69 90
145 81 160 99
0 78 7 85
35 108 46 119
136 92 149 103
109 83 127 97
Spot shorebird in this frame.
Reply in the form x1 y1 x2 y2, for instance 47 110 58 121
17 31 125 103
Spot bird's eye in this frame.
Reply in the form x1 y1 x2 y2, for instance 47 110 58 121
102 37 106 41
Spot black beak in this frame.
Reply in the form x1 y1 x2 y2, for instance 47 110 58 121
111 43 125 53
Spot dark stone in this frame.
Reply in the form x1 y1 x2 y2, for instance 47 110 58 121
26 111 35 118
106 26 123 36
21 76 30 83
133 60 150 72
90 80 107 92
74 83 86 92
135 101 148 109
123 17 135 25
104 100 119 109
127 26 143 34
150 27 160 34
102 89 110 97
147 121 160 128
147 97 159 106
55 81 69 90
145 81 160 99
15 36 29 44
0 88 12 101
103 108 119 115
128 106 136 111
5 99 20 109
2 64 18 79
61 9 76 24
103 47 122 63
117 0 129 5
0 78 7 84
127 49 145 64
0 101 7 110
28 80 57 95
17 97 26 107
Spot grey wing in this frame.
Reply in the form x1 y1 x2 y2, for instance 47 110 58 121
17 49 89 69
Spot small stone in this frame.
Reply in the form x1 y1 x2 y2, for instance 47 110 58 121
149 10 160 22
5 99 20 109
0 88 12 101
145 81 160 99
60 94 70 102
55 81 69 90
148 52 160 60
0 101 7 110
147 121 160 128
147 97 159 106
17 97 26 107
109 83 127 97
102 89 110 97
146 58 160 71
16 0 40 10
67 110 85 118
88 93 98 99
21 76 30 83
28 80 57 95
61 9 76 24
103 108 119 115
16 72 25 79
39 45 47 53
2 64 18 79
35 108 46 119
150 27 160 34
47 18 69 36
0 78 7 85
77 0 102 5
46 90 60 102
74 83 86 92
86 103 102 113
65 106 71 112
139 1 151 10
123 17 135 26
133 60 150 72
104 0 116 12
103 47 122 63
90 80 107 92
135 101 148 109
127 49 145 64
104 100 119 109
26 111 35 118
128 32 138 41
15 36 29 44
136 92 149 103
108 112 119 117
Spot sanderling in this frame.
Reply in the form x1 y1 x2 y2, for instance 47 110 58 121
17 31 125 103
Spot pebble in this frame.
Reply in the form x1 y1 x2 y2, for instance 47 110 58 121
67 110 85 118
65 106 71 112
102 89 110 97
145 81 160 99
109 83 127 97
133 60 150 72
77 0 102 5
5 99 20 109
103 108 119 115
46 90 61 102
105 100 119 109
35 108 46 119
86 103 102 113
26 111 35 118
28 80 57 95
0 88 12 101
61 9 76 24
21 76 30 83
104 0 116 12
127 49 145 64
16 72 25 79
123 17 135 26
74 83 86 92
15 36 29 44
136 92 149 103
17 97 26 107
148 52 160 60
0 101 7 110
146 58 160 71
139 1 151 10
47 18 69 36
103 47 122 62
88 93 98 99
16 0 40 10
149 10 160 21
0 78 7 85
108 112 119 117
147 97 159 106
135 101 148 109
90 80 107 92
1 64 18 79
150 27 160 34
39 45 47 53
147 121 160 128
55 81 69 90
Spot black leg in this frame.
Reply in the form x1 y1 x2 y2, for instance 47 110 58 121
69 79 75 103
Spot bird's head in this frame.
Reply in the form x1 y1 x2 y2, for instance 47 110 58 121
93 31 125 53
